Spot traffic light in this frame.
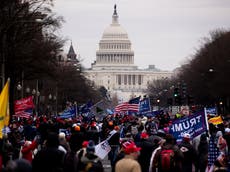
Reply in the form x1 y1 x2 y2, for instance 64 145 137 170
181 83 187 97
173 88 179 97
167 98 173 105
175 96 181 105
187 95 194 105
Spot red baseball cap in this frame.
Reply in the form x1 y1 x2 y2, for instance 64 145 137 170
122 141 141 154
140 132 149 139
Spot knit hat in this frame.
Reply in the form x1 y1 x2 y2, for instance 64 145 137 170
86 140 95 153
74 125 81 131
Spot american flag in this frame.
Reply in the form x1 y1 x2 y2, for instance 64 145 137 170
128 96 140 112
115 102 128 113
13 108 33 119
115 97 140 113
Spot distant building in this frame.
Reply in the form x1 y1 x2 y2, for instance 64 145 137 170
82 5 173 101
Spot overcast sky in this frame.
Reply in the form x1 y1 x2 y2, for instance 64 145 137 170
53 0 230 71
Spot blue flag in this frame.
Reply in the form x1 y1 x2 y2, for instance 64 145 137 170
139 97 151 114
59 106 76 119
79 100 93 114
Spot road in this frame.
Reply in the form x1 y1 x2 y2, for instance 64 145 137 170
101 156 111 172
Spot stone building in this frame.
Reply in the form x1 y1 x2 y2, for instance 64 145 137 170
83 5 172 101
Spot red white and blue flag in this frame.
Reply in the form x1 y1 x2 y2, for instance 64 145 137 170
14 96 34 118
128 96 140 112
115 102 128 113
14 108 33 119
115 96 140 113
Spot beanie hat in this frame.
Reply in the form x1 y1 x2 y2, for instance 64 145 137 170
86 140 95 153
74 125 80 131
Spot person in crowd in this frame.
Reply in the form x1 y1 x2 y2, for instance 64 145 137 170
108 125 120 170
136 132 155 172
32 132 65 172
197 133 209 172
211 130 228 172
86 121 100 144
216 131 227 154
149 138 166 172
150 134 183 172
3 159 32 172
63 134 82 172
20 136 39 163
77 140 104 172
115 140 141 172
58 132 70 154
1 134 14 167
178 133 197 172
223 127 230 151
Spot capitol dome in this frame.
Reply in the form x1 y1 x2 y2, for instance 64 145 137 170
101 5 129 40
93 4 135 70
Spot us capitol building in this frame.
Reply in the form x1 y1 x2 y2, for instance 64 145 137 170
81 5 173 101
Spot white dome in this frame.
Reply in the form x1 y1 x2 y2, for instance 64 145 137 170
102 24 128 39
101 6 129 40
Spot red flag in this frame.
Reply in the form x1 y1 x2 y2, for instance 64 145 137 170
14 96 34 112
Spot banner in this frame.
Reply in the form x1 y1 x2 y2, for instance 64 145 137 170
14 96 34 111
95 140 111 159
139 97 151 114
169 110 207 143
0 79 10 138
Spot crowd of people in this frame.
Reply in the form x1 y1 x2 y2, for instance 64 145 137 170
0 112 229 172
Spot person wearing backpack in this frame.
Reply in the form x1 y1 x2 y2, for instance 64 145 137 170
151 134 183 172
77 140 104 172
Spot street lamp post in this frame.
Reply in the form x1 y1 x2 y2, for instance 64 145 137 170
31 81 40 116
17 82 22 99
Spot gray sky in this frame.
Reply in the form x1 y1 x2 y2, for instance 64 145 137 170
53 0 230 71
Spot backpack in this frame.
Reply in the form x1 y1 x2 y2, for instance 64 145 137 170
158 149 175 171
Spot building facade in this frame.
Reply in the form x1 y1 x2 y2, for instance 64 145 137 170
83 5 173 101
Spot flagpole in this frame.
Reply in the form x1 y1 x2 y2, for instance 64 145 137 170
90 99 104 109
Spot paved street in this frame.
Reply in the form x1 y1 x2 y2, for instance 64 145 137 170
102 156 111 172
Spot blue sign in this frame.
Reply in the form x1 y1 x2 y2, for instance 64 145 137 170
139 98 151 113
169 110 207 143
205 107 217 116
